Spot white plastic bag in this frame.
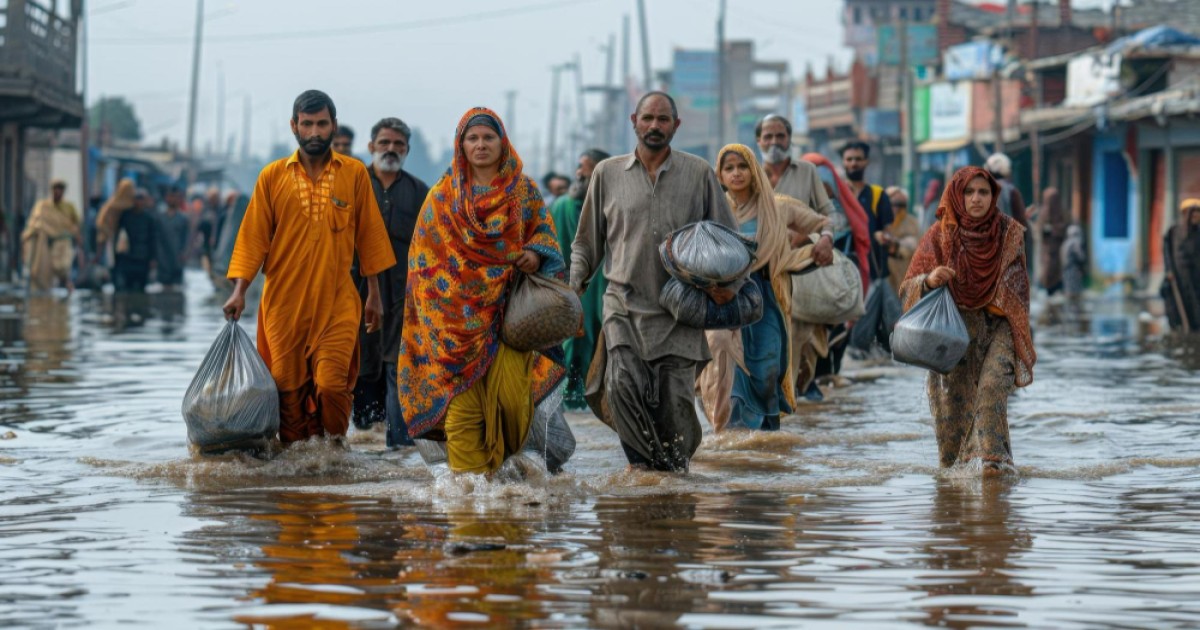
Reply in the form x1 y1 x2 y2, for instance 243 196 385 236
182 320 279 452
658 221 756 288
890 286 970 374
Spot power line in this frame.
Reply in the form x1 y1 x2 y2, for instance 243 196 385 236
93 0 602 46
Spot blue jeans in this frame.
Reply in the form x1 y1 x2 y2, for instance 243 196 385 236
384 362 413 447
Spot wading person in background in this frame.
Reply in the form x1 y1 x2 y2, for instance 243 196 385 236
756 114 834 216
570 92 736 471
985 153 1031 276
351 117 429 449
22 179 81 293
549 147 611 410
1036 187 1068 296
95 178 136 281
884 186 920 295
900 166 1035 476
154 187 191 290
1163 199 1200 333
841 140 893 282
396 107 565 474
114 189 159 293
698 144 832 432
223 90 396 446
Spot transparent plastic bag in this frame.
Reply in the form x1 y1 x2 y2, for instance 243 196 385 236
849 278 902 352
658 221 757 289
181 320 279 452
890 286 970 374
659 276 764 330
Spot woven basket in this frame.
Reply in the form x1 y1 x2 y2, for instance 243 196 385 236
502 272 583 352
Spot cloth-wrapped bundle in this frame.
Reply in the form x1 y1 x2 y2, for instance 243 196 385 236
790 248 864 324
891 286 970 374
182 321 279 453
659 276 764 330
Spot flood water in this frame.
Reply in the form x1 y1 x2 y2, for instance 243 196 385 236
3 271 1200 628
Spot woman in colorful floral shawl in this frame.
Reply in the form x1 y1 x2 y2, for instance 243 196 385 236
900 166 1035 476
396 107 566 474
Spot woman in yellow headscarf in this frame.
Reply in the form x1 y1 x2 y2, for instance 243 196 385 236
396 107 566 474
698 144 834 432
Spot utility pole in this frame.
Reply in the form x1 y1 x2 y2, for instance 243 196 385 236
899 10 915 202
716 0 727 151
79 5 89 219
573 53 586 160
1030 0 1042 207
215 62 225 160
240 94 251 163
622 14 633 148
546 64 564 175
604 33 617 150
504 90 517 140
636 0 652 91
185 0 205 184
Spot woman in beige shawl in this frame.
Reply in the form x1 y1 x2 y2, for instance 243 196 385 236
22 180 81 292
698 144 833 432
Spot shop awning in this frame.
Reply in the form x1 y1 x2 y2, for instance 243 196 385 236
917 138 970 153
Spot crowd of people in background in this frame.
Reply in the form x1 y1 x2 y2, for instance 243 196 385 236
23 86 1200 480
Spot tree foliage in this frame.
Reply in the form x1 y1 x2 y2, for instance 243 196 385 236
89 96 143 142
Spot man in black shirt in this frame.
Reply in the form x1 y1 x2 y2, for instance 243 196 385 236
114 189 158 293
352 117 429 449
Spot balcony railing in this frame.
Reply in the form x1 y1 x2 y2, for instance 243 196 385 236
0 0 79 101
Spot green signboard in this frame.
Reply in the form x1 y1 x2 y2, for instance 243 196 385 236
913 85 930 144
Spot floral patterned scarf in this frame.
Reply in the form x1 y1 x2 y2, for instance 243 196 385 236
397 107 566 438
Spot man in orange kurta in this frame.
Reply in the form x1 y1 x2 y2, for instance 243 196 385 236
224 90 395 444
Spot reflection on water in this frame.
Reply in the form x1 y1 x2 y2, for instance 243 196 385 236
3 272 1200 628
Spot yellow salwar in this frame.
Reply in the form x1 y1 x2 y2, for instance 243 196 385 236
444 343 534 474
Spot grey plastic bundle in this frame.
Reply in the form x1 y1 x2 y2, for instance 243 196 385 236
659 221 756 289
890 286 970 374
659 277 764 330
182 320 279 453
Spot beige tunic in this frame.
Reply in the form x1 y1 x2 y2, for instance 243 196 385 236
772 159 834 216
570 150 736 362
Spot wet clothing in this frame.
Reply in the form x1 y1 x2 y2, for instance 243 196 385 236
570 148 735 469
396 107 565 471
21 198 79 291
926 311 1017 469
549 193 606 411
352 166 428 447
114 209 158 293
228 150 396 444
607 346 701 471
1162 204 1200 332
444 343 535 473
770 159 834 216
155 209 191 286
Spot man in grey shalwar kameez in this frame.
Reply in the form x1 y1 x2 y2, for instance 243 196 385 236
570 92 737 471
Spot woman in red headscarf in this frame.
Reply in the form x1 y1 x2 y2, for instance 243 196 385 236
900 166 1036 475
397 107 566 475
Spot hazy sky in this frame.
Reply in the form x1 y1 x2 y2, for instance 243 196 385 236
88 0 1116 171
88 0 850 168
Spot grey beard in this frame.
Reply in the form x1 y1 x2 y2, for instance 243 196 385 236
762 145 789 164
568 176 589 201
372 151 405 173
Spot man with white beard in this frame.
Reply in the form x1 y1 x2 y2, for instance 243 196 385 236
352 117 430 448
755 114 833 217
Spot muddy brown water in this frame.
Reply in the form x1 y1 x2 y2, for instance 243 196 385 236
2 273 1200 628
